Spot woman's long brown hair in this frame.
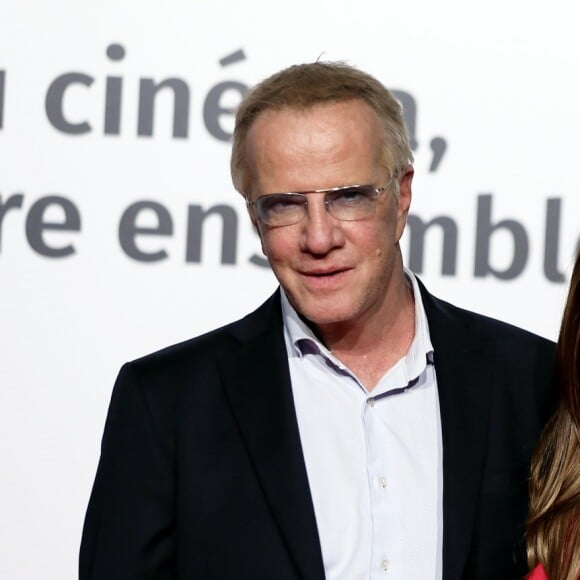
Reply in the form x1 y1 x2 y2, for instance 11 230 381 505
527 252 580 580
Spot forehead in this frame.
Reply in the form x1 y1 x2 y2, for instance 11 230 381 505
245 100 385 193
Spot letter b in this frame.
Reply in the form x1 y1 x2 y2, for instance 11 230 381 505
474 194 528 280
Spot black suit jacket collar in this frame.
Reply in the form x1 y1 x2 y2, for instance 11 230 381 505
219 292 326 580
419 279 496 580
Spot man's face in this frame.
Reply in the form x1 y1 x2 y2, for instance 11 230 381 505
246 99 412 331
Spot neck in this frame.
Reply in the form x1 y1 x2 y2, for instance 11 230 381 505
310 269 416 391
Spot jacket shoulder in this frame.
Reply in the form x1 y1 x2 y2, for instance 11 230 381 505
417 277 555 350
127 290 282 377
105 291 283 429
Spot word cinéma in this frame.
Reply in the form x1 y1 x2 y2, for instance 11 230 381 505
0 45 447 172
0 191 574 283
0 45 417 142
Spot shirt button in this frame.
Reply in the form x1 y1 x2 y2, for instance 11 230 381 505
367 398 375 407
378 476 388 488
382 559 390 573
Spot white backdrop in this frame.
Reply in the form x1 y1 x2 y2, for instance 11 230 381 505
1 1 579 578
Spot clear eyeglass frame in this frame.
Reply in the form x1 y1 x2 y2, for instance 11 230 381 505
247 177 395 227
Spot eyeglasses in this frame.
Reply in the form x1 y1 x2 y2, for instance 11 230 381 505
247 179 394 227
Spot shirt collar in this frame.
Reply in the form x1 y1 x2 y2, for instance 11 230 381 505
281 289 331 358
281 269 434 381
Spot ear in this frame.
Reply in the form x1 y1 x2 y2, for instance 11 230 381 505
395 166 413 241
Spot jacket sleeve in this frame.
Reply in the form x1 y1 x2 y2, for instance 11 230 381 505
79 363 175 579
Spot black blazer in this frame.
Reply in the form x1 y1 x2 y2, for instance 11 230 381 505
80 282 556 580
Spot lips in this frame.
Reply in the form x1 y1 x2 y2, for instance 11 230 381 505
299 266 351 277
296 266 353 291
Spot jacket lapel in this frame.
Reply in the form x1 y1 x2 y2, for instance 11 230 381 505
217 292 326 580
420 282 496 580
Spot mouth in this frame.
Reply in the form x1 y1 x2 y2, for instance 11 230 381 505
296 267 353 291
300 267 350 278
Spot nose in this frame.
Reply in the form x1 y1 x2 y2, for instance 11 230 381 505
300 195 344 255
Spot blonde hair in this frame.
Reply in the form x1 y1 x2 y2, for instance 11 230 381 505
230 61 413 196
527 252 580 580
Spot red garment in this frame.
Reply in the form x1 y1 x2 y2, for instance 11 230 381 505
528 563 548 580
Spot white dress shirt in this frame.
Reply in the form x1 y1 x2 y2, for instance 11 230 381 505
281 270 443 580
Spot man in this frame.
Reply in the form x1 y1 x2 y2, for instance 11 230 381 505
80 62 556 579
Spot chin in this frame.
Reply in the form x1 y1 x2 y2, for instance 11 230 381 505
296 301 356 327
284 286 360 325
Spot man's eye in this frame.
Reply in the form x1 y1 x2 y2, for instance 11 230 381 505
262 195 303 213
334 188 367 205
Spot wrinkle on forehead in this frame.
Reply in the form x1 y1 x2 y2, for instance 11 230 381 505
245 100 385 195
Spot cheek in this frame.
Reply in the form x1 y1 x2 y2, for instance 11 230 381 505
259 234 273 258
259 230 293 263
353 223 391 257
358 227 396 265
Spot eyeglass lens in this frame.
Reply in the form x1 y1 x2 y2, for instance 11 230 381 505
255 185 379 226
